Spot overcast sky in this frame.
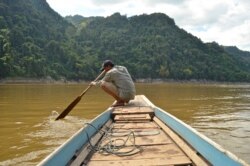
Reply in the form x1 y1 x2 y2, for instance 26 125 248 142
46 0 250 52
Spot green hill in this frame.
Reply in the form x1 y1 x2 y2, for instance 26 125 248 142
224 46 250 63
1 0 250 82
0 0 76 79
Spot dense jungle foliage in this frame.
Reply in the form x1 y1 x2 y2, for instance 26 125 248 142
1 0 250 82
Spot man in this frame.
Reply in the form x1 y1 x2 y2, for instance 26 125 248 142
91 60 136 107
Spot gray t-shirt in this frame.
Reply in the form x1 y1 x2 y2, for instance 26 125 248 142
102 66 136 100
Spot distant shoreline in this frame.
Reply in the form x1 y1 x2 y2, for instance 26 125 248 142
0 77 87 84
1 77 249 85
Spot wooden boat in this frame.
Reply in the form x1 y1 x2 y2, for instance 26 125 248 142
38 95 248 166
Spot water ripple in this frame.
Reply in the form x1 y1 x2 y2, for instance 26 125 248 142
0 112 89 166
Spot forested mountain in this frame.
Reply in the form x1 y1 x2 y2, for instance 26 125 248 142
223 46 250 75
1 0 250 82
0 0 76 79
224 46 250 63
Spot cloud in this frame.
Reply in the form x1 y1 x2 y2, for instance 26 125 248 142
144 0 185 5
165 0 250 51
91 0 127 5
46 0 250 51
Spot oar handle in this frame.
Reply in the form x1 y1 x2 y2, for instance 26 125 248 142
79 70 106 97
94 70 106 81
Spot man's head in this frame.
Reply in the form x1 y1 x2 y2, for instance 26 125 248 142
100 60 114 71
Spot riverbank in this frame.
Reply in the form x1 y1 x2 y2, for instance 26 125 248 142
0 77 87 84
0 77 250 85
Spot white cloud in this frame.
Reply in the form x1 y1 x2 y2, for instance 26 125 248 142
46 0 250 51
178 0 250 51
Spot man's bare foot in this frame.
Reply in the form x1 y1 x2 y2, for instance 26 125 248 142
111 101 125 107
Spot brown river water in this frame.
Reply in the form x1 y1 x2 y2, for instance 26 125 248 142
0 83 250 165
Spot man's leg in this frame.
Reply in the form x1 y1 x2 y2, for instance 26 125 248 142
100 81 125 106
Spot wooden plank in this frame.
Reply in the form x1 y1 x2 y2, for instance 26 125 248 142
114 120 155 123
126 95 152 107
112 107 154 115
97 129 172 147
112 122 159 129
109 128 163 137
88 156 191 166
114 114 151 121
69 120 113 166
154 117 210 166
90 144 189 161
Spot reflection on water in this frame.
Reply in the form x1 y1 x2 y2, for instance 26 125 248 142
0 83 250 165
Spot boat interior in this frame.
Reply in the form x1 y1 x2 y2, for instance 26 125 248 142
68 95 210 166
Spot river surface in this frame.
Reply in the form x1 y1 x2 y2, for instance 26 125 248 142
0 83 250 165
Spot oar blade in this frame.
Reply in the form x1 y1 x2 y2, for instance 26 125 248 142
55 96 81 120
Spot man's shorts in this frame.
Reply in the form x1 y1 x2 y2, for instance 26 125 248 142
100 81 134 101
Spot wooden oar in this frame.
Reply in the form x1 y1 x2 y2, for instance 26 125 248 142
55 70 106 120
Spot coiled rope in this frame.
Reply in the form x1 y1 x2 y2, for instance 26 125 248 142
84 123 160 157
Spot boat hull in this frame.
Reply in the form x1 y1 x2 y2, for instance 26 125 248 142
154 107 245 166
38 95 248 166
38 108 112 166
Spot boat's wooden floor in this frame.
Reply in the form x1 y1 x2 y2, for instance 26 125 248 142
72 95 209 166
